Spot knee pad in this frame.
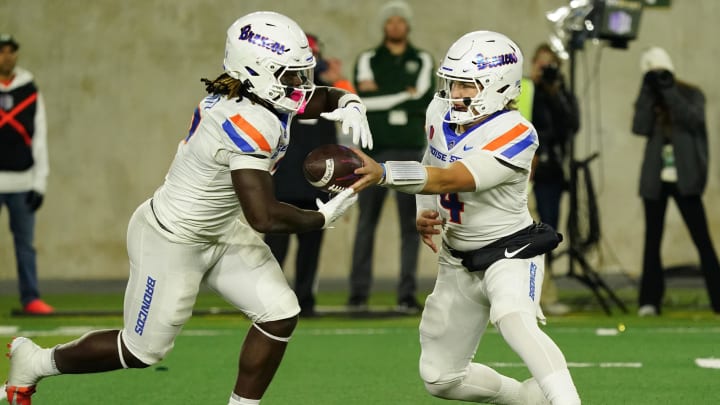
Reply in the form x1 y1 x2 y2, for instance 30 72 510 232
120 329 170 367
423 379 461 399
419 359 464 399
254 316 298 342
419 352 465 386
421 362 506 402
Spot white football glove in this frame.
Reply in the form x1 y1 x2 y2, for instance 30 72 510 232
316 188 358 229
320 102 374 150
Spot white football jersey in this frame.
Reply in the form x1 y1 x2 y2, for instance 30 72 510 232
151 95 292 242
424 98 537 251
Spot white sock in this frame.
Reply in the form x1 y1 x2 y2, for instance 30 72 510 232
496 312 579 404
520 378 550 404
496 312 568 380
491 371 524 404
229 392 260 405
38 347 61 378
539 370 580 405
425 363 524 404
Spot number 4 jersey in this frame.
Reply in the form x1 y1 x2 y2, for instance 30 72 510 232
422 98 538 251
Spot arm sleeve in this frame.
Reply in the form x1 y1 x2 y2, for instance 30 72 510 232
354 49 430 112
355 51 375 83
459 151 519 192
31 92 49 193
411 52 435 101
361 91 412 112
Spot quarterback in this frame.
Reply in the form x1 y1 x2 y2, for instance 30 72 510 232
352 31 581 404
3 11 370 405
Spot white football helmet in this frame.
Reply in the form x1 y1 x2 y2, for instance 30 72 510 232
435 31 523 124
224 11 316 113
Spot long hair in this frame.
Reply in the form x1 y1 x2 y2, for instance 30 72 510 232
532 43 561 68
200 73 248 101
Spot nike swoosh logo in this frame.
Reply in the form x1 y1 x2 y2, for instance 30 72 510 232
504 243 531 258
463 145 474 151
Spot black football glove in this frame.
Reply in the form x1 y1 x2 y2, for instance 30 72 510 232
26 190 44 212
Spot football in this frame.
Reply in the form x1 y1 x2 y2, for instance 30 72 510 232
303 144 364 193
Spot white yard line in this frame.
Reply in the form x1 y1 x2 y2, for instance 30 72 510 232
489 362 643 368
1 326 720 337
4 326 720 370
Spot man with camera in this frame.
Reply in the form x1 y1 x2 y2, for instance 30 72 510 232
528 44 580 316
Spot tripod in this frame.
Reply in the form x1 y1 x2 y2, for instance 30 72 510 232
562 40 628 315
564 152 628 315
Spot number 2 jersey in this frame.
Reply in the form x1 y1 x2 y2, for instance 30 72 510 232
421 98 538 251
151 94 292 243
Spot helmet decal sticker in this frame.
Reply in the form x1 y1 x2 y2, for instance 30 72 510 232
473 53 519 70
238 24 290 55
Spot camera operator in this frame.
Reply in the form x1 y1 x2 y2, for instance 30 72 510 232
529 44 580 315
632 46 720 316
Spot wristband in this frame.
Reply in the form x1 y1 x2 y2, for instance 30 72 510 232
379 163 387 184
338 93 362 108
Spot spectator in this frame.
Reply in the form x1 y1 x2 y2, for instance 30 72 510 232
349 0 435 313
264 33 353 318
351 30 581 405
0 34 53 315
3 12 369 405
529 44 579 316
632 46 720 316
307 34 356 94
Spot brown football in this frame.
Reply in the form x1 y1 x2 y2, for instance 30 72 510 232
303 144 364 193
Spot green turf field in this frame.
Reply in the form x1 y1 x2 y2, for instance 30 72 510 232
1 288 719 404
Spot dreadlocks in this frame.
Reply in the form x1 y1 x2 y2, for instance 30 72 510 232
200 73 247 101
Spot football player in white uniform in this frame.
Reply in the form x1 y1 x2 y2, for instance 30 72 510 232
3 12 370 405
352 31 581 404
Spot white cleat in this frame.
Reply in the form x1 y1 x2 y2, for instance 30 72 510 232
5 337 43 405
520 378 551 405
637 305 658 317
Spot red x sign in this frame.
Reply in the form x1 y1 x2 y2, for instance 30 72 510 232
0 92 37 146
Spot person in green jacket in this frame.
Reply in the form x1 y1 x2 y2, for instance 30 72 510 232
348 0 435 313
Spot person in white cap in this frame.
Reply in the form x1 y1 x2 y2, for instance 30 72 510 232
633 46 720 317
348 0 435 314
